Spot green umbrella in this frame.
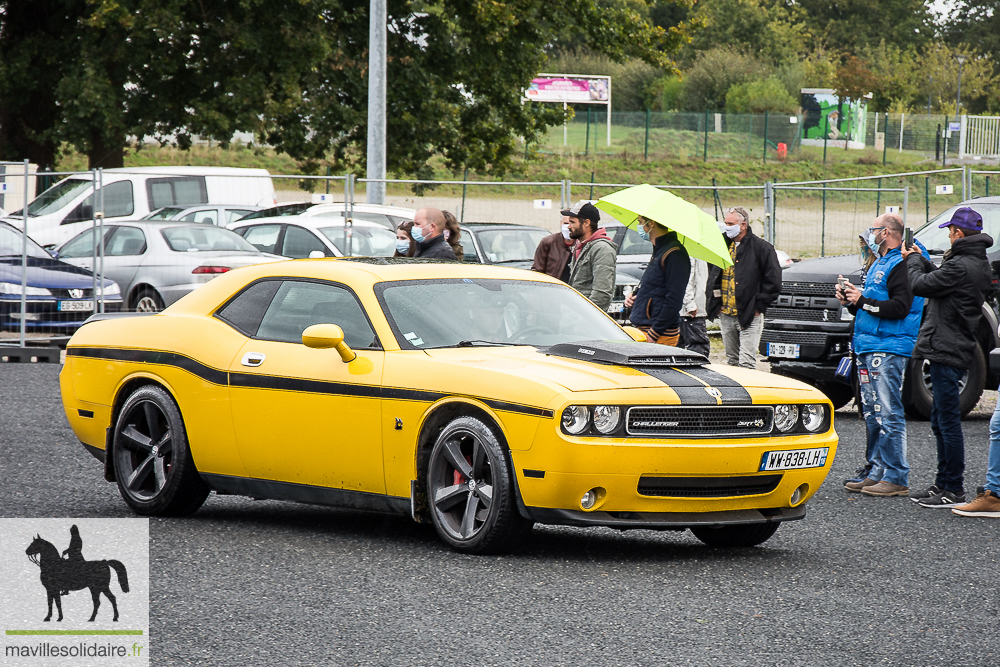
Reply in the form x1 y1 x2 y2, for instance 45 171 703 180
595 183 733 269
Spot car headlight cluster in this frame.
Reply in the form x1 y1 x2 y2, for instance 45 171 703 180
0 281 52 296
774 404 828 434
100 283 121 296
562 405 622 435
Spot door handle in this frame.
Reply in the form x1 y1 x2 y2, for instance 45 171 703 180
241 352 265 367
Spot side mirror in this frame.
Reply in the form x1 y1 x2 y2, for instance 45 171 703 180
302 323 357 362
622 325 647 343
308 250 325 259
48 249 59 259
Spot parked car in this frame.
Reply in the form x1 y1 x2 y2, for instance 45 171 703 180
0 221 121 333
234 202 415 230
230 216 398 258
760 197 1000 415
62 260 837 553
8 167 276 250
141 204 261 226
55 222 282 312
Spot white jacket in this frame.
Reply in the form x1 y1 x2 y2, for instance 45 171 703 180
681 258 708 317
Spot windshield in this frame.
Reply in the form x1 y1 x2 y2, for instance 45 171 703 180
16 178 93 218
915 203 1000 252
319 225 397 257
238 203 312 220
378 278 628 348
143 207 185 221
0 225 53 258
475 229 548 263
161 226 258 253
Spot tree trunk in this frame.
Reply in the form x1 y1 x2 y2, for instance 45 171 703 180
88 136 125 170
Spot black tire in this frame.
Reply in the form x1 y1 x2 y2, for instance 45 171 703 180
690 522 779 548
902 344 986 420
132 288 164 312
426 416 533 554
113 385 210 516
816 383 854 410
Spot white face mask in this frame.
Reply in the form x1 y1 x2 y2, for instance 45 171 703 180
561 224 571 240
724 224 741 238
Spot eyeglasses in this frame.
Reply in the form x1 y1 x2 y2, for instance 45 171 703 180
867 226 886 234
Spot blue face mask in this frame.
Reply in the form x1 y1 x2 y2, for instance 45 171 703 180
411 225 425 243
637 227 650 242
395 239 410 255
866 229 883 255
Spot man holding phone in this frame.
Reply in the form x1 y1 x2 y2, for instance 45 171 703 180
837 213 924 497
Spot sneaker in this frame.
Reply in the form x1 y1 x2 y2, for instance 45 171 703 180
952 487 1000 518
845 478 878 493
844 464 873 486
861 481 910 497
917 489 966 508
909 484 941 503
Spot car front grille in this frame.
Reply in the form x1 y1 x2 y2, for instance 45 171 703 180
637 474 783 497
626 406 773 437
760 330 829 346
766 307 840 322
781 282 838 296
49 288 95 299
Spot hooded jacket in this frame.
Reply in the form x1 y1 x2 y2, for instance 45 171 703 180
569 228 617 311
907 232 993 369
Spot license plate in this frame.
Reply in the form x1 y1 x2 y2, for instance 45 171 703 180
767 342 800 358
58 300 94 312
608 302 624 314
759 448 830 471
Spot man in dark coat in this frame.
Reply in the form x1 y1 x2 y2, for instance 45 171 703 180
412 207 457 260
531 217 573 281
706 207 782 368
902 207 993 508
625 216 690 345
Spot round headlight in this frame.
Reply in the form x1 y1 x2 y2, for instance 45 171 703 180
592 405 621 434
561 406 590 435
774 404 799 432
801 404 827 432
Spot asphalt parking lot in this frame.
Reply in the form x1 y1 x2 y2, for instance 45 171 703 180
2 363 998 667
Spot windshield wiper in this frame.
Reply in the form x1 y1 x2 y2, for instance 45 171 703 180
494 259 530 264
455 339 522 347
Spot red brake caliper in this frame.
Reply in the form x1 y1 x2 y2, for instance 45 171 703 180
453 455 473 486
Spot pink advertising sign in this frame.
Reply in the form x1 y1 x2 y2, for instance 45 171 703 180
525 76 610 104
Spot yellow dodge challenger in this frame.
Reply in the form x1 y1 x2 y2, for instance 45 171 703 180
61 259 837 553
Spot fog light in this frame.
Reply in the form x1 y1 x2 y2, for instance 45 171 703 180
790 483 809 506
580 487 605 510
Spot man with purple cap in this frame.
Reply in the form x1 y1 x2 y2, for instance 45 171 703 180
902 206 993 508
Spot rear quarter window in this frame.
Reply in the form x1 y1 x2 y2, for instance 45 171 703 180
146 177 208 210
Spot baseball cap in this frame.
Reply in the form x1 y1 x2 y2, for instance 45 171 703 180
561 201 601 225
938 207 983 232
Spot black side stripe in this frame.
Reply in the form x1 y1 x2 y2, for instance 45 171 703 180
68 346 554 418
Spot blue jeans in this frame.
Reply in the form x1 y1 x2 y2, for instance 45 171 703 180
856 352 909 485
986 393 1000 493
929 362 965 493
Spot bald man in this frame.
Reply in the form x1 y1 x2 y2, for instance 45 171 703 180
412 207 457 260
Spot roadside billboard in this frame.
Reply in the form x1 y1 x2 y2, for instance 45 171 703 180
525 74 612 147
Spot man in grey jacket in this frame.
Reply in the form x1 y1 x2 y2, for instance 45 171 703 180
565 201 617 312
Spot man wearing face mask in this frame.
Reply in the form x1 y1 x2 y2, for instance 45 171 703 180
625 215 690 345
531 216 575 282
836 214 924 497
902 207 993 509
411 207 457 260
706 207 782 369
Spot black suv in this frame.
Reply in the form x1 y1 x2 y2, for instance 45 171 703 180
761 197 1000 417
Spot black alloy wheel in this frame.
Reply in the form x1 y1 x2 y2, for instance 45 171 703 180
690 522 779 548
113 385 209 516
427 417 532 554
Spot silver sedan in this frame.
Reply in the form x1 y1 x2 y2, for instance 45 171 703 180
55 222 282 311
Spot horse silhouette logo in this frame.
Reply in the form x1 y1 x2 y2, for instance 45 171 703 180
25 525 129 622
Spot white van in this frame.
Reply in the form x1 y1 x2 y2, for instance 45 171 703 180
5 167 276 248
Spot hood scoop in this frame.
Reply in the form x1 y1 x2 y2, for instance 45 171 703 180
545 340 708 367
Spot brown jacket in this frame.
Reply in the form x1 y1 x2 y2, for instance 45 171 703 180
531 232 573 281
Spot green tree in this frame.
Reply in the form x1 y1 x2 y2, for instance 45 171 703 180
797 0 932 54
679 47 768 111
942 1 1000 64
725 76 798 113
685 0 810 64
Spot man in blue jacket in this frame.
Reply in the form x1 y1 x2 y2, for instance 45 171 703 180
837 213 924 497
625 215 690 345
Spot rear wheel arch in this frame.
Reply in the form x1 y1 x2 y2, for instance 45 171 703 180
105 375 179 482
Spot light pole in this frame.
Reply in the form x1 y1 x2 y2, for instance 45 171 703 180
366 0 387 205
955 54 967 115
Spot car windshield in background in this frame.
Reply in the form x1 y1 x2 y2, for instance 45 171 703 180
19 178 93 218
0 225 54 258
143 207 186 221
238 203 313 220
618 226 654 255
916 203 1000 252
319 225 396 257
378 279 627 348
476 229 548 263
161 226 258 253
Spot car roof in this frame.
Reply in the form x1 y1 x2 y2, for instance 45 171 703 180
231 216 389 229
461 222 549 231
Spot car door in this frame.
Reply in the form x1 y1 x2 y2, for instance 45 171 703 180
279 224 332 258
55 225 145 294
236 224 283 253
224 278 386 493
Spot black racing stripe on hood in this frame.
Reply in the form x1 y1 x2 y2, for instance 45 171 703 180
636 366 752 405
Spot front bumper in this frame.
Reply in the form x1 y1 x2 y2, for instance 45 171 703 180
0 296 122 331
526 504 806 529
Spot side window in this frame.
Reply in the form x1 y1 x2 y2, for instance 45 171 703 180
181 209 219 225
281 225 328 258
146 177 208 210
257 281 377 348
226 209 254 224
58 227 111 258
106 227 147 256
61 181 134 224
240 225 281 253
216 280 282 337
